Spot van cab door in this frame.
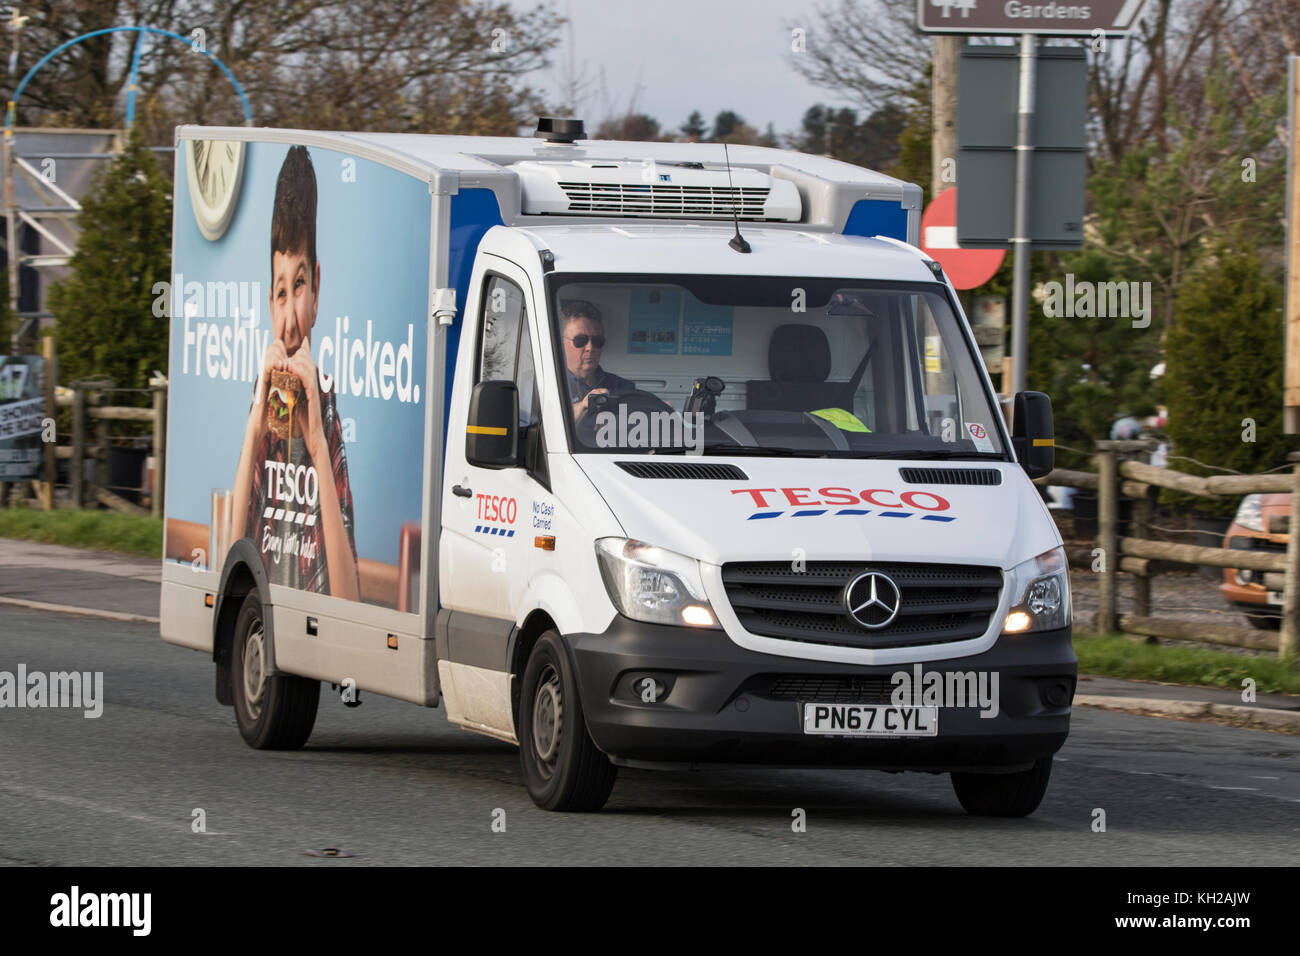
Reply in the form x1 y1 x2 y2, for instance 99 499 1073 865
440 254 545 656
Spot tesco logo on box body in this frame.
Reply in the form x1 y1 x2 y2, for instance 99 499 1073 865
730 487 951 511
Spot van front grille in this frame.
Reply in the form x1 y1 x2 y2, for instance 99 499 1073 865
721 560 1003 650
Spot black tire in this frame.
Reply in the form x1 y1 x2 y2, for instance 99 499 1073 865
517 630 618 811
230 590 320 750
951 757 1053 817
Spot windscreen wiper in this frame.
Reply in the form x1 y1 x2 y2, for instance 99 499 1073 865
701 443 827 457
847 449 1010 461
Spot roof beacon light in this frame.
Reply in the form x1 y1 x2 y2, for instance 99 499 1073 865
535 117 585 144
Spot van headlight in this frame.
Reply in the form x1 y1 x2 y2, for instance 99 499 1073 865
595 538 719 628
1003 546 1071 633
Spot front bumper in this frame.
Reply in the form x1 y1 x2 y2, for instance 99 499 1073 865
1221 529 1288 606
568 619 1076 770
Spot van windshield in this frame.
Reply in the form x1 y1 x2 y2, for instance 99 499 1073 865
548 274 1008 460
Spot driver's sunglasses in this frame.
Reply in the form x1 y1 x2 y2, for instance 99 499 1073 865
570 334 605 349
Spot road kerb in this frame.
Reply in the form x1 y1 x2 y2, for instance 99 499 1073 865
0 595 159 624
1075 693 1300 732
1207 703 1300 731
1075 694 1209 718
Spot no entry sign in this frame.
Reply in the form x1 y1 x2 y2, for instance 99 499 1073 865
920 188 1005 289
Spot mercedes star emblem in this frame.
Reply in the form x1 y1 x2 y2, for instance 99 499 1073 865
844 571 902 630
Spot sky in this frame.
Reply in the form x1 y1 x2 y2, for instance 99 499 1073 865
516 0 854 141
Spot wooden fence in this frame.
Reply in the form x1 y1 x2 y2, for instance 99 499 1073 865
4 372 167 517
1041 439 1298 660
58 382 167 516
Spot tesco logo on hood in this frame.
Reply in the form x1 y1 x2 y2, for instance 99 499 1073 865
731 487 951 510
729 487 956 523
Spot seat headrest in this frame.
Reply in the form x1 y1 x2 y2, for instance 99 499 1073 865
770 324 831 383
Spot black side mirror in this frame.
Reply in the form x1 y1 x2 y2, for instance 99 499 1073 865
467 380 518 468
1012 390 1054 479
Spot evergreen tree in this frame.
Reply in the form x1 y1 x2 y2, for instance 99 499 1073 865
1163 243 1297 514
887 75 932 197
794 98 917 184
1025 63 1284 453
709 110 760 144
679 110 708 141
1024 244 1164 452
710 110 743 141
48 130 172 394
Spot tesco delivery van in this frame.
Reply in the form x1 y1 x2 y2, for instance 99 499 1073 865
160 118 1075 815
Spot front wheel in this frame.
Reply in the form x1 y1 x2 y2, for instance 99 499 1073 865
517 630 618 811
951 757 1053 817
231 590 320 749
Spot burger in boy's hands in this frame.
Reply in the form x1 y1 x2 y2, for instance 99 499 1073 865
266 369 301 440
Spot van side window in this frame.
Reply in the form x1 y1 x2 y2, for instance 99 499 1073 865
516 317 537 427
478 274 537 427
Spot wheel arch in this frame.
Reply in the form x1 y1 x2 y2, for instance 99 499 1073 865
509 608 559 732
213 540 277 702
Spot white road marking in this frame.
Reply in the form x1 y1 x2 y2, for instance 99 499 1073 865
0 778 232 834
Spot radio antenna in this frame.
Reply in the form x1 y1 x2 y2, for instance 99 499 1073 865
723 142 751 254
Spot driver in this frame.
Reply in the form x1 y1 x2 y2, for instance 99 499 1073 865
561 299 635 421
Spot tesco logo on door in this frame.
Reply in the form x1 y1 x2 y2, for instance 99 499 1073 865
476 493 518 524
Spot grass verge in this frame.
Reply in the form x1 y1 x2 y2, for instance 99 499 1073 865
0 507 161 558
1074 632 1300 696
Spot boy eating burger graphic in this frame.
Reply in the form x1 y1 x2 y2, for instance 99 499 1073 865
230 145 360 601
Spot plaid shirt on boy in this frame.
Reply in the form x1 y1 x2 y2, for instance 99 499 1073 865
242 386 357 597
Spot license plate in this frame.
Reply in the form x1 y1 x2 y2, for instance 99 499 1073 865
802 703 938 737
1267 591 1284 605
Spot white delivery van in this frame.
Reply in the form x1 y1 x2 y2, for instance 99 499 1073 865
161 119 1075 816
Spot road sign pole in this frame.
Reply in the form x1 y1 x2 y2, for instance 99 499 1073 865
1284 56 1300 433
1010 33 1036 398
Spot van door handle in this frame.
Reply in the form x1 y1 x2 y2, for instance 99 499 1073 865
452 485 473 498
306 617 318 636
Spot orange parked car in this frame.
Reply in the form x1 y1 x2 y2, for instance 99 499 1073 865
1221 493 1290 629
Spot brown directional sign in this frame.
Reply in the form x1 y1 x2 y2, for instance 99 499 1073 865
918 0 1147 35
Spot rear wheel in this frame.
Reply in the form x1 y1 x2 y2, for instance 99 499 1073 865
951 757 1053 817
518 630 618 811
231 590 320 749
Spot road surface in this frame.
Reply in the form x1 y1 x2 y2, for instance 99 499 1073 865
2 607 1297 866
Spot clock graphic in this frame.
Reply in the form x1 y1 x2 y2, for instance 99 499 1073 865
185 138 246 240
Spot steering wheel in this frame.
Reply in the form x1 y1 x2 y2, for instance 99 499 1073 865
575 388 679 448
